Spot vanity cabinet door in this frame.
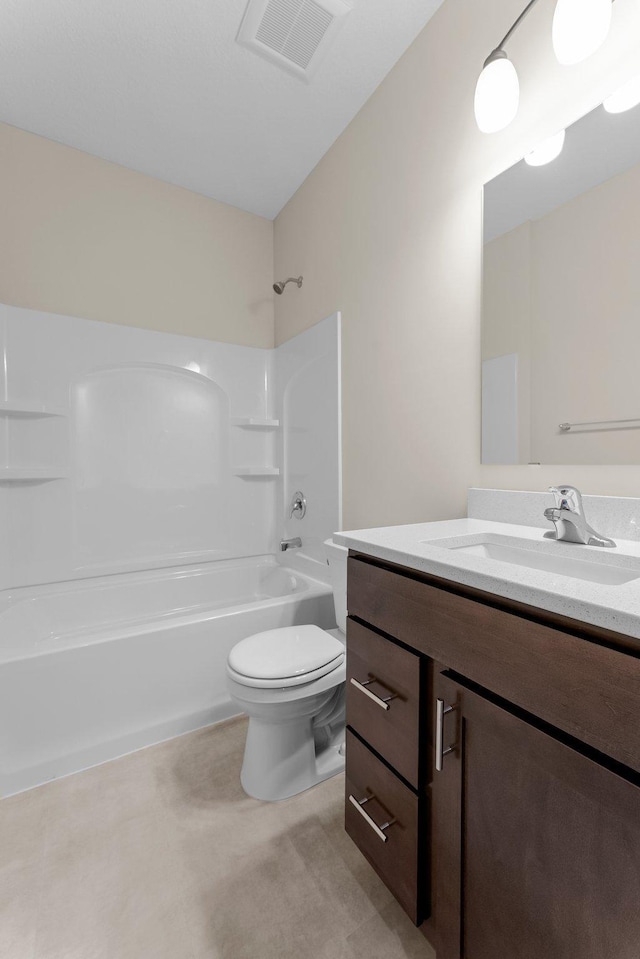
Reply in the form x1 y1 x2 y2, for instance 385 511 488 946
432 669 640 959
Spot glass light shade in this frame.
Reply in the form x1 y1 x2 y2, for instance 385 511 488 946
552 0 612 65
603 75 640 114
524 129 566 166
474 55 520 133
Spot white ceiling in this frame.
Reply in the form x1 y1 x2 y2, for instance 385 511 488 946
0 0 443 219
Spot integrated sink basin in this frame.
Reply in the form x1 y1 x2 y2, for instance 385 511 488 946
422 533 640 586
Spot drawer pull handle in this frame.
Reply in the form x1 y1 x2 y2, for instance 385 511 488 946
350 676 398 711
348 793 396 842
435 697 458 772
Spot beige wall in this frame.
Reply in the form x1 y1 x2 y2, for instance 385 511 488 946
274 0 640 530
0 123 274 348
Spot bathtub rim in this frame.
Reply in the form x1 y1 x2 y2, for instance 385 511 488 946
0 554 333 664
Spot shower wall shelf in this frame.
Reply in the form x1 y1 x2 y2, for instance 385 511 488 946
0 403 67 418
0 468 69 483
231 417 280 429
233 466 280 477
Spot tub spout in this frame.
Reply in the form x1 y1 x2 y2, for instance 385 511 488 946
280 537 302 551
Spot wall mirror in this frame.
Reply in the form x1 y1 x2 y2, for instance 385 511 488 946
482 95 640 464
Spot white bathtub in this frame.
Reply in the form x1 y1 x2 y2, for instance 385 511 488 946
0 557 335 796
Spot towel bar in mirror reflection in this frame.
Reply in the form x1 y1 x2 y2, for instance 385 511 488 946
559 418 640 433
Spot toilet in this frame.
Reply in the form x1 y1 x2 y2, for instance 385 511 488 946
226 539 347 801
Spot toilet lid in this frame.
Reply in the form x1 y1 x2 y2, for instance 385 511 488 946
228 625 344 681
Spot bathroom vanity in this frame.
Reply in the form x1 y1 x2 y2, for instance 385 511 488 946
338 493 640 958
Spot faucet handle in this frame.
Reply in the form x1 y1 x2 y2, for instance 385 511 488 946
548 485 584 515
289 490 307 520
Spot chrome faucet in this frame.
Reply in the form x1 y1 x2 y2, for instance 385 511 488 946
280 537 302 551
543 486 616 548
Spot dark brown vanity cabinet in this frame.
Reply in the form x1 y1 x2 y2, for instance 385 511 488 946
345 552 640 958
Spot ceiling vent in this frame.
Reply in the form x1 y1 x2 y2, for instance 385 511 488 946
237 0 352 80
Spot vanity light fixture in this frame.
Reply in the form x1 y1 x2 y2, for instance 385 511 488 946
475 0 614 133
474 50 520 133
552 0 612 65
524 128 566 165
474 0 538 134
603 75 640 113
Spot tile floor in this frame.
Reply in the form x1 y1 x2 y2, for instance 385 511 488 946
1 718 435 959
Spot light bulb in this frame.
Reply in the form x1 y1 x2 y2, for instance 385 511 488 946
474 51 520 133
552 0 612 66
603 75 640 114
524 129 566 166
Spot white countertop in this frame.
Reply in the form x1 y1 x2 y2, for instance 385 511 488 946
334 517 640 641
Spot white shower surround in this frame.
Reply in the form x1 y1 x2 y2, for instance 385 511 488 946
0 304 341 795
0 303 341 587
1 303 275 589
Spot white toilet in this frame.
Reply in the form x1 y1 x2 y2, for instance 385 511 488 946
226 539 347 801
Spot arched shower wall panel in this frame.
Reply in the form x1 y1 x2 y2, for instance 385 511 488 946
72 363 230 569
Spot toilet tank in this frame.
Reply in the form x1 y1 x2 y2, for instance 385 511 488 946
323 538 348 633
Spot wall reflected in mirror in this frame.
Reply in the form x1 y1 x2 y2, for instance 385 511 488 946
482 93 640 464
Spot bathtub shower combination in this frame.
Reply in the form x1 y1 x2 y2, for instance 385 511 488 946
0 304 341 796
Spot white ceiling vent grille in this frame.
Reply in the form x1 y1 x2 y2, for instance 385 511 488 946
237 0 352 80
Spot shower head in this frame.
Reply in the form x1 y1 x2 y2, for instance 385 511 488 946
273 276 303 295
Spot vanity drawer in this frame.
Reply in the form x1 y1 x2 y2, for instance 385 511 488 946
345 729 423 925
346 618 422 787
348 554 640 773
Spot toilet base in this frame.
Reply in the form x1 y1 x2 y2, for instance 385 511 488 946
240 710 345 802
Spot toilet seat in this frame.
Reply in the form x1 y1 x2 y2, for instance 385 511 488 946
227 624 345 689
